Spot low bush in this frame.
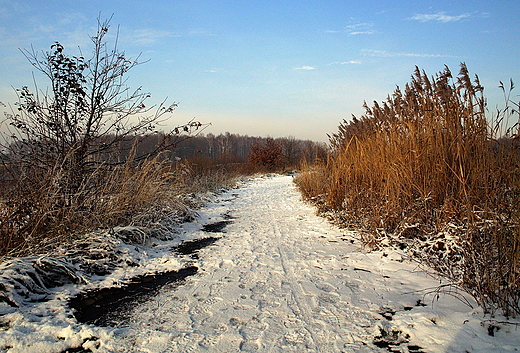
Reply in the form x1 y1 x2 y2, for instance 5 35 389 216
248 138 286 172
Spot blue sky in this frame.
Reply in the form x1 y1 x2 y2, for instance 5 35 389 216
1 0 519 142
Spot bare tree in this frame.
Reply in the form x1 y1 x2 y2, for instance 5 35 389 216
1 16 202 199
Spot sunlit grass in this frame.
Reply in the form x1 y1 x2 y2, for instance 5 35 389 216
0 153 239 258
296 64 520 316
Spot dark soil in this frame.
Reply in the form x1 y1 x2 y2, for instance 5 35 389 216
173 236 221 259
202 220 233 233
69 229 226 327
69 266 198 326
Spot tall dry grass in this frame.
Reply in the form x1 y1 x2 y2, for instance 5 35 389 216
0 150 239 258
296 64 520 316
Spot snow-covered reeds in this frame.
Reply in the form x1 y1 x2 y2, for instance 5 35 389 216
295 64 520 317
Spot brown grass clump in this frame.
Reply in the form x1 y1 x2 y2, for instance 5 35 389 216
0 150 239 258
295 64 520 316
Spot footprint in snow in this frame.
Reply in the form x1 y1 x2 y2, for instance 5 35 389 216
315 282 337 292
318 291 341 304
202 296 222 305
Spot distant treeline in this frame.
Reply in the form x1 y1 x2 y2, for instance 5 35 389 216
134 132 328 167
1 132 326 181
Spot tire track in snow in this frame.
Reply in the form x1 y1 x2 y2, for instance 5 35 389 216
270 204 338 352
276 235 323 351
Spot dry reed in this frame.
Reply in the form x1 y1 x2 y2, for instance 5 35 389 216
296 64 520 316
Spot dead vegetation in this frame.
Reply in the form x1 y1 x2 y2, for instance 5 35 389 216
295 64 520 317
0 17 206 258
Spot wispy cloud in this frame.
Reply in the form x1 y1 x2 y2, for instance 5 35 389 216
126 27 215 46
361 49 455 58
409 12 472 23
0 1 31 18
326 22 375 35
294 66 316 70
128 28 181 45
329 60 362 65
348 30 375 35
345 22 375 35
56 12 88 26
187 28 216 36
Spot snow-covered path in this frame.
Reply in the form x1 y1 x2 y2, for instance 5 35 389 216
2 175 519 352
125 174 384 352
93 175 517 353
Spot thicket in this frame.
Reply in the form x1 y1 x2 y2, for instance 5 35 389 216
0 18 205 257
248 138 286 171
295 64 520 317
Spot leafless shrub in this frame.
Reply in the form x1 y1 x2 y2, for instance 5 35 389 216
0 17 205 256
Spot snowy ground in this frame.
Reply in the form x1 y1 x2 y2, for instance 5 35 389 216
0 175 519 352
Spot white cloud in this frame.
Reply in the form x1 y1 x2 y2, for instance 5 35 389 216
347 22 375 35
125 27 214 46
128 28 180 45
345 23 372 30
294 66 316 70
57 12 88 26
326 22 375 35
409 12 471 23
187 28 216 36
350 31 375 35
0 1 31 18
329 60 361 65
361 49 454 58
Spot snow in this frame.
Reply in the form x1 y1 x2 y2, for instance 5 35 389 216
0 174 519 352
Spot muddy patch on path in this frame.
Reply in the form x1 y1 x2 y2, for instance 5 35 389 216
70 229 225 326
69 266 198 326
173 236 222 259
202 220 233 233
